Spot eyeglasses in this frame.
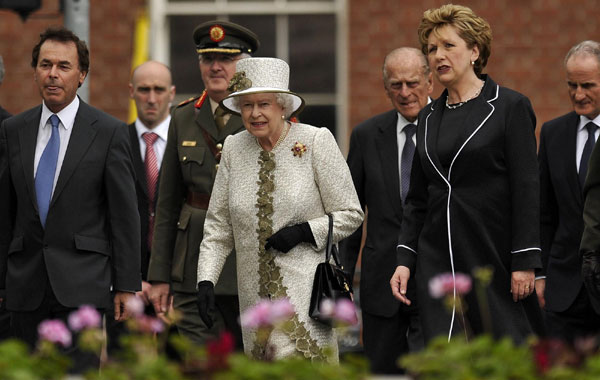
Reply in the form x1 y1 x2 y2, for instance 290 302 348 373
199 54 241 65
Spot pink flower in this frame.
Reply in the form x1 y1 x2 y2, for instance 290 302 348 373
38 319 72 347
240 300 271 329
68 305 101 331
268 298 295 322
136 315 165 334
319 299 336 318
126 296 145 317
333 298 358 325
429 272 472 299
240 298 295 329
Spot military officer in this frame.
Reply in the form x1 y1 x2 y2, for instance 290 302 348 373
148 20 259 348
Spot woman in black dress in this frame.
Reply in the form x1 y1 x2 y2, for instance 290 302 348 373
390 4 543 343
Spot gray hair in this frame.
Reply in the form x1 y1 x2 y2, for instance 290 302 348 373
231 92 295 118
0 55 5 85
565 40 600 66
382 47 430 88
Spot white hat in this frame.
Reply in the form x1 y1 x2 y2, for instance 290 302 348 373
221 57 304 117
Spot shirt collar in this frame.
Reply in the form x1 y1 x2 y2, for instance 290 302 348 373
41 96 80 130
578 115 600 131
135 115 171 142
397 97 432 131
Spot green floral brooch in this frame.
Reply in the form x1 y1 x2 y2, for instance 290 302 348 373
228 71 252 93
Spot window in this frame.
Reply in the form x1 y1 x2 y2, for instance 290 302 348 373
149 0 348 149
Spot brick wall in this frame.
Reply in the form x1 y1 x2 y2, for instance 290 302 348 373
1 1 599 137
348 0 600 140
0 0 145 121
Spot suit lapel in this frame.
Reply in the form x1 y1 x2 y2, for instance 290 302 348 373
51 102 98 204
18 106 42 212
563 112 583 205
195 100 220 140
128 123 149 198
423 100 448 181
220 113 243 141
376 111 402 217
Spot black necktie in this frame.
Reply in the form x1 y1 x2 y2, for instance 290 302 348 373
580 122 598 189
401 123 417 204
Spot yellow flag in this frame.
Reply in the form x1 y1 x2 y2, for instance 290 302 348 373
128 10 149 124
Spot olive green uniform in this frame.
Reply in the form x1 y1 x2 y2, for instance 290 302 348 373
148 93 242 345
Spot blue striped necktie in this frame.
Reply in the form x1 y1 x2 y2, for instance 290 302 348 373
35 114 60 227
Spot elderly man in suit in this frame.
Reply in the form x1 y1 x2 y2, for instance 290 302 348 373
574 41 600 331
106 61 175 353
539 40 600 341
339 47 431 374
0 27 140 372
148 20 259 348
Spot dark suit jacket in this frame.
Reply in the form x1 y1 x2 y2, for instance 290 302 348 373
128 122 158 281
339 110 413 317
580 119 600 314
0 100 141 311
0 105 10 124
539 111 586 312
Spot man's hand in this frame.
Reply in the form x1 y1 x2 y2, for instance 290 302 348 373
150 282 172 314
535 278 546 309
390 266 412 305
511 269 535 302
136 281 152 305
114 292 135 321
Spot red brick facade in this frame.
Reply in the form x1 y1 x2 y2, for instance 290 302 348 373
1 1 600 141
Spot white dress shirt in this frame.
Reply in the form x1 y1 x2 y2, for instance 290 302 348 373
576 115 600 172
135 115 170 170
34 96 80 195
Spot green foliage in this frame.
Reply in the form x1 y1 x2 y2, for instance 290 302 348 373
213 352 369 380
0 339 70 380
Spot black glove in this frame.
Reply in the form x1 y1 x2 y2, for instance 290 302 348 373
583 252 600 301
196 281 215 329
265 222 315 253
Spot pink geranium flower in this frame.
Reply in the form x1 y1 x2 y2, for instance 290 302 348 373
333 298 358 326
38 319 72 347
68 305 101 331
125 296 145 317
429 272 472 299
319 299 336 318
240 298 295 329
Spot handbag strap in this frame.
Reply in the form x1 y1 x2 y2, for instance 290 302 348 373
326 214 342 267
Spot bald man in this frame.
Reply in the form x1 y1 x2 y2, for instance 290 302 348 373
106 61 175 353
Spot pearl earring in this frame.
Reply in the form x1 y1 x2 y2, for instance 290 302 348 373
281 115 285 120
471 61 475 65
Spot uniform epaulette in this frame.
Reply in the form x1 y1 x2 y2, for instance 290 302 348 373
176 96 199 108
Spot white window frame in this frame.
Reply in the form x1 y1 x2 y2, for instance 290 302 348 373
148 0 348 152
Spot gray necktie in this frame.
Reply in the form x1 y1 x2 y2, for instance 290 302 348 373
401 123 416 204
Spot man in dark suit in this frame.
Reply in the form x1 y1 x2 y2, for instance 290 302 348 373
0 27 140 371
0 55 10 123
575 41 600 325
0 54 11 341
106 61 175 353
339 47 432 374
540 40 600 341
148 20 258 348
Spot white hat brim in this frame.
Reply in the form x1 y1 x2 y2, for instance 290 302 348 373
221 87 305 117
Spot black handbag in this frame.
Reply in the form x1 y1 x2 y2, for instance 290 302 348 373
309 214 353 326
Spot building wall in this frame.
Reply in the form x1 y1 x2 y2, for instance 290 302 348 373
348 0 600 140
1 0 600 139
0 0 145 121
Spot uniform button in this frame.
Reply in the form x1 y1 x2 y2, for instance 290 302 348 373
177 221 181 226
150 212 155 217
182 156 187 161
216 143 223 150
215 164 219 170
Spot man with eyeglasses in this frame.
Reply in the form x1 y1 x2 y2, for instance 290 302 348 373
148 20 259 348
